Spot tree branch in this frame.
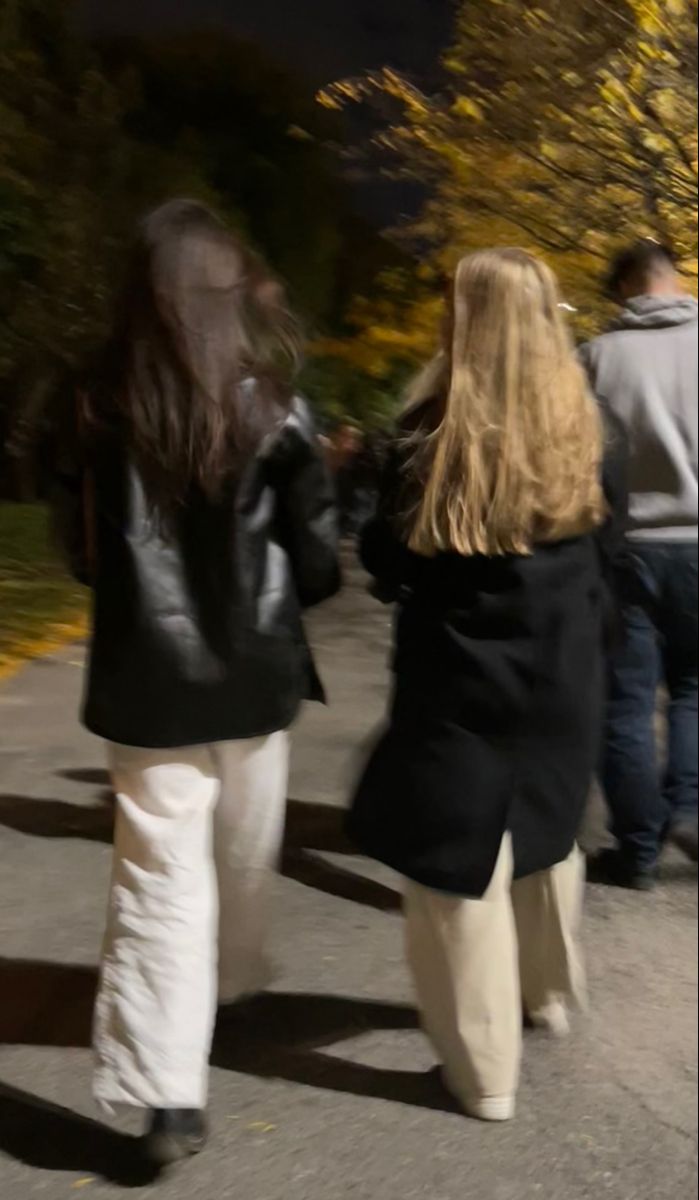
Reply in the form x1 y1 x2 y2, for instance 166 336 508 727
642 98 698 178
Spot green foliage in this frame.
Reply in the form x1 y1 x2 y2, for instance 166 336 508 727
99 32 350 324
0 5 402 444
0 2 136 397
300 354 408 432
0 501 85 670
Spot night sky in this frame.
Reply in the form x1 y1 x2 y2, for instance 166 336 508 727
81 0 453 85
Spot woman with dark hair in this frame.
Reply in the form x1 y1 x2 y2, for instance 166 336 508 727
55 200 340 1164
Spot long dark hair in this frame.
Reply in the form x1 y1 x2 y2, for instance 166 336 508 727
95 199 301 509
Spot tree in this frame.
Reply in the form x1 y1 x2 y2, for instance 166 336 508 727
0 4 227 493
0 7 410 480
100 32 355 327
320 0 698 375
0 1 130 491
98 31 407 426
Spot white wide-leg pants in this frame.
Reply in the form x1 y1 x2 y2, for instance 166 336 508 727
93 732 289 1112
405 835 586 1113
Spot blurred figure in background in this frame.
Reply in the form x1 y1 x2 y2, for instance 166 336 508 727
349 249 625 1123
582 242 698 890
344 433 384 538
54 200 340 1166
325 422 383 538
327 421 362 474
331 423 366 536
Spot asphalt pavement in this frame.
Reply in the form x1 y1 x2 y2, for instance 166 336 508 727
0 558 696 1199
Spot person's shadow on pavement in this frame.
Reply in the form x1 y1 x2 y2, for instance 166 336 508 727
57 768 112 787
282 799 401 911
0 792 402 911
212 992 452 1113
0 957 454 1182
0 796 114 841
0 959 154 1185
0 1082 158 1188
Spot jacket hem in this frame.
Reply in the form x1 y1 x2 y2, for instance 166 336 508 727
83 711 300 750
347 827 578 900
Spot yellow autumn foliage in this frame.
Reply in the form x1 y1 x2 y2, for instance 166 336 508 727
319 0 698 384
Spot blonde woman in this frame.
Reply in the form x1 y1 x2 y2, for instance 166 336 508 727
349 248 626 1123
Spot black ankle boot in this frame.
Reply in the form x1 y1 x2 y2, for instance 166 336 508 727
669 821 699 864
588 848 656 892
144 1109 208 1168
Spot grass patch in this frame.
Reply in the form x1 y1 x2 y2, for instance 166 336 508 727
0 503 87 675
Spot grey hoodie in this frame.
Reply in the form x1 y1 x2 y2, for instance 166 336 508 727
581 296 698 541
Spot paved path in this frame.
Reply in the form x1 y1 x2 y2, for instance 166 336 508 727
1 561 697 1199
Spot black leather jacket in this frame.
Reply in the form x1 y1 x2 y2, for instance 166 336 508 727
54 391 341 748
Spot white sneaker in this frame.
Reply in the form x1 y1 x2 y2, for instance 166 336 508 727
528 1000 570 1038
466 1095 516 1123
441 1070 516 1122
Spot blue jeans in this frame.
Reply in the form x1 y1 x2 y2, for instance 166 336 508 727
602 542 698 871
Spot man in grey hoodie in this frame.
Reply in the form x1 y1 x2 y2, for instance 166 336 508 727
582 241 698 890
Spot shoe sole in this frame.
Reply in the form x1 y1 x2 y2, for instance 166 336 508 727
466 1095 516 1122
145 1134 207 1169
441 1069 516 1122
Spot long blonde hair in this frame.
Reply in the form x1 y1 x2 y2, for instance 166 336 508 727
408 248 605 557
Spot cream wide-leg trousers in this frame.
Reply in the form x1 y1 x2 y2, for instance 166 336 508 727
93 732 289 1112
405 835 586 1114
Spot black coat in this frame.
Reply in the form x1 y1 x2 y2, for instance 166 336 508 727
54 389 340 748
348 420 627 897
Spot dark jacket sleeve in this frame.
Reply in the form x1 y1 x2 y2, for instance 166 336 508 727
360 444 421 602
599 404 629 567
274 398 341 608
51 470 92 587
597 401 631 647
581 345 631 588
581 345 632 631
